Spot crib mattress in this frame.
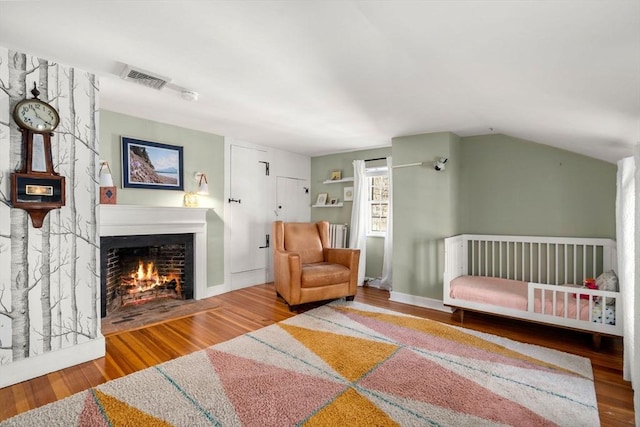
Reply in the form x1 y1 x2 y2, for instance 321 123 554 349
449 276 594 321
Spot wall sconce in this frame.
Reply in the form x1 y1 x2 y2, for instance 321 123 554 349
434 158 448 171
195 172 209 195
99 160 114 187
98 160 117 204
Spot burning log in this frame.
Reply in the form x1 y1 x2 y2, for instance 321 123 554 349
160 279 177 290
118 259 183 306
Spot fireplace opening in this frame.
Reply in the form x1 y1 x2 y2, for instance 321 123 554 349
100 234 194 318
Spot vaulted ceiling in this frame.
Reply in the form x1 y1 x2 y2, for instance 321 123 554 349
1 1 638 162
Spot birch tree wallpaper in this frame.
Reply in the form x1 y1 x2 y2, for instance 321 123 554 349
0 47 100 367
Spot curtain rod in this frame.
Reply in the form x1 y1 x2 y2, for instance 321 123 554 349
392 162 423 169
364 157 386 162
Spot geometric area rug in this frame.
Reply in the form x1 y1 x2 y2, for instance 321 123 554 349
0 301 599 426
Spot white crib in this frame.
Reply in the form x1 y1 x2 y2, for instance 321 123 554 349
443 234 622 339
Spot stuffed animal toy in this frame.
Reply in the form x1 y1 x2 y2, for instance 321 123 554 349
578 278 597 299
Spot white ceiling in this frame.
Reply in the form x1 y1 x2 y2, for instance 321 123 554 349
1 1 638 163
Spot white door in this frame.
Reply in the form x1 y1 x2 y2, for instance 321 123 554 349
229 144 270 288
276 177 310 222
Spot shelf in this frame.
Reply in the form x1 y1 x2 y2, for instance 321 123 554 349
312 203 344 208
322 177 353 184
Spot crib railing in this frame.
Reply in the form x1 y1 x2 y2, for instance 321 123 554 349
528 282 619 324
443 234 622 336
448 234 617 286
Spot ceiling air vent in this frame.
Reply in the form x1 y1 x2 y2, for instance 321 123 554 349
120 65 170 90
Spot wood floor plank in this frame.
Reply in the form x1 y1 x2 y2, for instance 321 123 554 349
59 364 92 398
78 359 108 388
0 387 17 420
9 385 33 417
0 284 634 425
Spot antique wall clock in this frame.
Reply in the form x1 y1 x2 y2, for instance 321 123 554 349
10 83 65 228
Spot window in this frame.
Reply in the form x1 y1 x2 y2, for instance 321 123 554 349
367 167 389 236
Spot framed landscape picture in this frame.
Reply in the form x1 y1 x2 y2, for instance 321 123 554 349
121 137 184 190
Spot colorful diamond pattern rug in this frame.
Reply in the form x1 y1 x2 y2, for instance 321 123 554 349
1 301 599 426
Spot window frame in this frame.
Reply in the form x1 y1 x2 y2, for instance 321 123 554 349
366 166 389 237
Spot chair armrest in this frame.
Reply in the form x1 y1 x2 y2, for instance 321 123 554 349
325 248 360 294
273 249 302 302
325 248 360 270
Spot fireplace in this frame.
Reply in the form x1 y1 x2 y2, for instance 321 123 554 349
101 233 194 317
99 205 209 318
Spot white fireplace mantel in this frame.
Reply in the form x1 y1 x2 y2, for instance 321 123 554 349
99 205 210 300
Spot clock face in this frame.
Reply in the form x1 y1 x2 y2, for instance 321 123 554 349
14 99 60 132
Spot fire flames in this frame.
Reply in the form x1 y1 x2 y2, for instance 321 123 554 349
134 260 156 282
126 260 180 294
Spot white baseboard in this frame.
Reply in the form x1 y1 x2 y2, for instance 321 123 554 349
230 269 268 290
388 291 454 313
0 336 106 388
200 283 229 299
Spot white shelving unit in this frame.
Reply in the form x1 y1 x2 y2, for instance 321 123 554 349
312 203 344 208
322 177 354 184
313 175 353 207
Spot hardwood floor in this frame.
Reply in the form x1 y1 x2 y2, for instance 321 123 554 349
0 284 635 425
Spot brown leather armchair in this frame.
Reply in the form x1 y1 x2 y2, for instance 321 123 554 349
272 221 360 308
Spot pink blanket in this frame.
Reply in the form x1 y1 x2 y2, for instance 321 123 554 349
449 276 591 321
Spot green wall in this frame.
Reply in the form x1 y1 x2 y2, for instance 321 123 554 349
310 147 391 278
391 132 461 300
459 134 616 238
99 118 617 300
310 132 616 303
365 237 385 279
99 110 225 287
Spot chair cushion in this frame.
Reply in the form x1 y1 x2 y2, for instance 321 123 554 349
283 223 324 264
301 262 351 288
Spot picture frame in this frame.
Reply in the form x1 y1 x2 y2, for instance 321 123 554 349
330 170 342 181
122 137 184 190
343 186 354 202
316 192 328 205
